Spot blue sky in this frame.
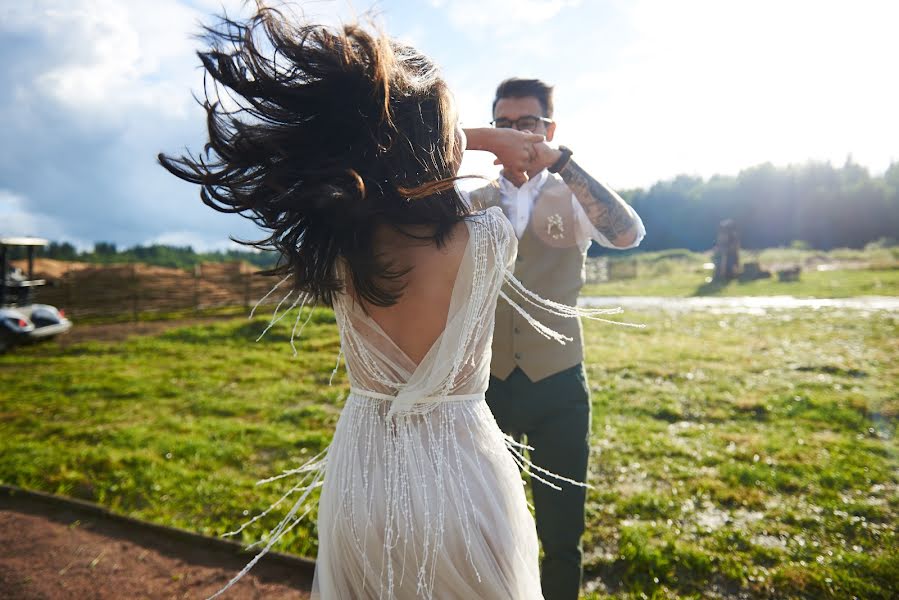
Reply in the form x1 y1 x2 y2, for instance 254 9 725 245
1 0 897 250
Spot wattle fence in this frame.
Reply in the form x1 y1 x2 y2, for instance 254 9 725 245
26 257 638 321
31 262 284 320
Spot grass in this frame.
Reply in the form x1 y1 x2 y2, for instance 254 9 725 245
0 308 342 556
1 306 897 599
581 249 899 298
70 304 253 326
579 309 898 599
581 267 899 298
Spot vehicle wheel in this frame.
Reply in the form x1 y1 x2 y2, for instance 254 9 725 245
0 334 10 354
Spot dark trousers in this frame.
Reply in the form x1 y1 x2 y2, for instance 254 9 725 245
486 365 590 600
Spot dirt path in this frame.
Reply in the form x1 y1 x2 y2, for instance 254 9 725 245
0 509 310 600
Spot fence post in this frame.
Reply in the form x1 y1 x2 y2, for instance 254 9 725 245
243 266 251 309
194 264 201 313
65 268 73 316
132 264 139 322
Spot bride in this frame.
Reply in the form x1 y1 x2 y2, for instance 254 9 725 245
160 5 625 598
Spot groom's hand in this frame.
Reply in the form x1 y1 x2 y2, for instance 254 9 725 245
529 141 564 173
462 127 544 186
499 139 562 188
490 129 546 174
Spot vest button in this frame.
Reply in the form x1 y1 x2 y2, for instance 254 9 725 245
514 327 520 334
514 352 522 360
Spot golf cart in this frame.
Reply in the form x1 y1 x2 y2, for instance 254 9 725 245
1 237 72 352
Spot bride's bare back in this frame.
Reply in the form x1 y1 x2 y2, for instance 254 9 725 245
357 220 470 365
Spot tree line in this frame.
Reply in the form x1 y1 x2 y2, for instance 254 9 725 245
618 159 899 253
32 242 278 270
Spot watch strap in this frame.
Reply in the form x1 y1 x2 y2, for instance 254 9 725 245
548 146 573 173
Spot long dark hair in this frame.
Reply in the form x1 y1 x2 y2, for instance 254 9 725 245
159 5 470 307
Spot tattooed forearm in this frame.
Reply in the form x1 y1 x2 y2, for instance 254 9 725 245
559 158 638 247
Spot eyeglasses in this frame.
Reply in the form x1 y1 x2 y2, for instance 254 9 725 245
490 115 553 131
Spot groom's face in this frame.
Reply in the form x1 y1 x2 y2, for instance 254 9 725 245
493 96 556 141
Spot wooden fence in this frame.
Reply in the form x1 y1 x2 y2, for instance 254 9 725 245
32 263 285 320
26 257 638 320
584 257 638 284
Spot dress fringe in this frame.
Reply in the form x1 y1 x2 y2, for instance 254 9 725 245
209 208 637 599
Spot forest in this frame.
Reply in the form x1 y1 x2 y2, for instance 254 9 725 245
32 241 278 270
620 159 899 253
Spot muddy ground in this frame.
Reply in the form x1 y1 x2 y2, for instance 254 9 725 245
0 507 311 600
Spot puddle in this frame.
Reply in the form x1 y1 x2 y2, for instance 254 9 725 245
580 295 899 314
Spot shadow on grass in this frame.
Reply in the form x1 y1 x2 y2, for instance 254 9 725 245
158 310 337 345
159 322 268 345
692 278 730 296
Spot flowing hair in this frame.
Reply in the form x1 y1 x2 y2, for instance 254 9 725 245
159 4 470 307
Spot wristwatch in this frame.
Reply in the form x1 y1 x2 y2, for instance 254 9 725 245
548 146 573 173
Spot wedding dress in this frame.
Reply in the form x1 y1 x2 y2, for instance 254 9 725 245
211 206 631 600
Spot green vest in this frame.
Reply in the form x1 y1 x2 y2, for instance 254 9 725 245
469 177 588 382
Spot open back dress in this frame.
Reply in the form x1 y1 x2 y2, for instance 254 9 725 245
213 206 625 600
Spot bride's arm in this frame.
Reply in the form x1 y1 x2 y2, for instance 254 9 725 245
463 127 544 180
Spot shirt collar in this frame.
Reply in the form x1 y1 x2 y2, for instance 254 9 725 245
498 169 550 197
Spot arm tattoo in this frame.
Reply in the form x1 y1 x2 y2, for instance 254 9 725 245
559 158 637 246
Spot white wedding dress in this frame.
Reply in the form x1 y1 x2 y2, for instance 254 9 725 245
211 206 628 600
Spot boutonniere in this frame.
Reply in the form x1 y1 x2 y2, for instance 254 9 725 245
546 213 565 240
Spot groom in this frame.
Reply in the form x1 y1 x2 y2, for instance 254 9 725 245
470 78 645 600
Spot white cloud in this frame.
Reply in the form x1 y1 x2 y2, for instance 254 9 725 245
555 0 899 188
145 230 248 252
0 189 79 244
7 0 371 124
0 0 266 249
3 0 210 121
395 24 427 49
431 0 580 30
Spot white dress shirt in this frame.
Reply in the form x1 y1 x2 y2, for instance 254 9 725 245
495 170 646 252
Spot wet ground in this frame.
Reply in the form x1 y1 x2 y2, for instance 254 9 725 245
580 295 899 314
0 509 310 600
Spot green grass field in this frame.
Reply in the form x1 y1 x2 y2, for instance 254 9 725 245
582 246 899 298
1 305 897 599
581 267 899 299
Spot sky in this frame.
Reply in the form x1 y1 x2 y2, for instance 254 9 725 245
1 0 897 250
